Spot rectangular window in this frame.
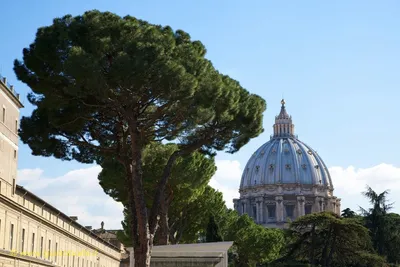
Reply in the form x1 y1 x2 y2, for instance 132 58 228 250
33 203 35 212
252 205 257 219
14 150 17 159
305 205 312 215
48 240 51 260
267 205 276 220
31 233 35 253
12 179 15 195
10 223 14 250
40 236 43 258
21 228 25 252
15 120 18 133
286 205 295 218
55 243 58 262
2 107 5 123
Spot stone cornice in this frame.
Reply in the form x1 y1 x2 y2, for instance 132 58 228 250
0 80 23 108
240 183 331 196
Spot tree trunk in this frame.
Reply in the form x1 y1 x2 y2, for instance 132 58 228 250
129 120 153 267
156 195 170 245
148 151 180 235
134 246 151 267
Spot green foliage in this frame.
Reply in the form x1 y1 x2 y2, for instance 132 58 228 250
361 186 400 264
98 142 216 208
15 10 266 163
170 185 228 244
341 208 357 218
15 11 265 264
113 183 229 246
116 207 133 246
280 212 384 267
227 214 285 267
265 261 310 267
205 215 223 242
98 142 217 244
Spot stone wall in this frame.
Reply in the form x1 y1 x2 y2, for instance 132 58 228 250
126 242 232 267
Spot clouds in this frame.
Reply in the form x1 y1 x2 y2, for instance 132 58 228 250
16 160 244 231
16 161 400 232
208 160 241 209
209 161 400 214
330 163 400 213
17 166 124 230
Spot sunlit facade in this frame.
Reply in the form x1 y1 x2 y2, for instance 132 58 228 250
0 75 122 267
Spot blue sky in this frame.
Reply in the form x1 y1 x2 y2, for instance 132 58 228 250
2 1 400 227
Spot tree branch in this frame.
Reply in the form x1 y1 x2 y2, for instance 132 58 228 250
148 137 212 235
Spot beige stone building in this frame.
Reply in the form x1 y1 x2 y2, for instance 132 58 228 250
0 75 122 267
233 99 341 228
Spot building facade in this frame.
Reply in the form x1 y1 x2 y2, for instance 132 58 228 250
233 99 341 228
0 75 122 267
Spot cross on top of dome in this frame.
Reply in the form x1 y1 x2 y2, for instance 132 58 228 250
277 99 290 119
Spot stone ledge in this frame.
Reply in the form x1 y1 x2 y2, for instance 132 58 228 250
0 249 56 267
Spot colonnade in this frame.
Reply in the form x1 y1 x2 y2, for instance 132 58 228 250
233 195 341 225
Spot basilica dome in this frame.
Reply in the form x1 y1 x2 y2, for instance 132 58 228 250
240 113 332 188
233 99 340 228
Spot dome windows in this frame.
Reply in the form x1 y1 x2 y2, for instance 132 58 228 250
235 100 339 226
269 164 275 171
239 102 333 190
